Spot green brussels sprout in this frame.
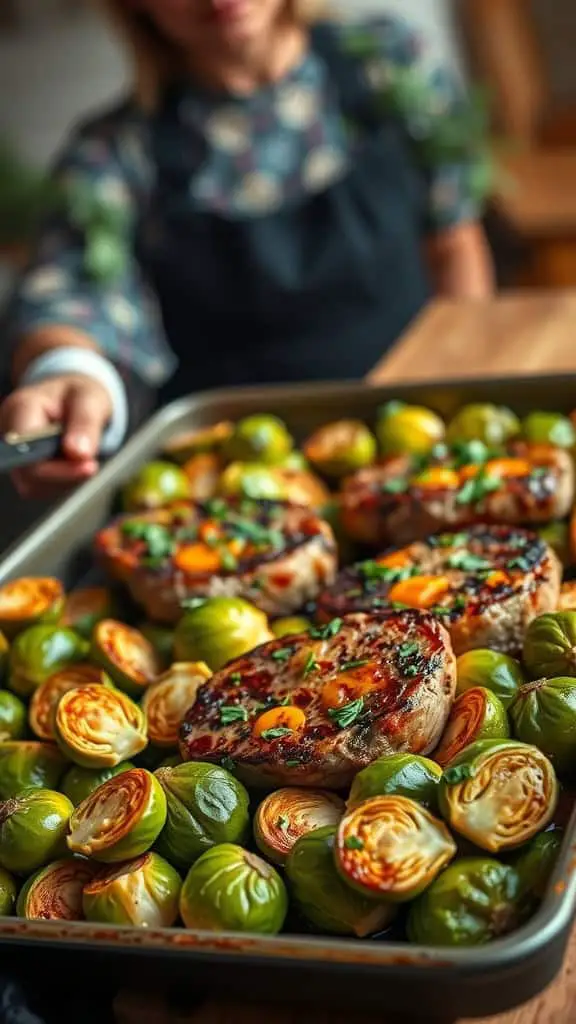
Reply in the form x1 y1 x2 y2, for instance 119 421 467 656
376 402 445 458
522 412 576 448
67 768 167 863
538 523 570 566
122 461 190 512
55 684 147 769
142 662 211 749
348 754 442 811
445 403 520 446
335 796 456 902
61 761 135 807
138 623 175 669
179 844 287 934
61 587 119 639
407 858 521 947
154 762 250 870
223 415 293 466
0 578 64 639
270 617 312 639
510 677 576 773
303 420 377 478
83 852 182 927
512 829 563 913
163 422 234 463
91 620 163 698
276 451 308 471
439 740 558 853
523 612 576 680
286 826 396 937
218 463 286 501
29 663 112 742
254 788 344 866
456 649 525 709
8 624 88 698
0 693 26 742
17 858 97 920
173 597 272 672
434 688 509 768
0 742 67 800
0 789 73 875
0 631 8 686
0 867 17 916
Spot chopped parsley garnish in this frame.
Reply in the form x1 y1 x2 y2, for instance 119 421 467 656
447 551 493 572
180 597 208 611
444 763 475 785
174 526 198 543
455 469 501 506
344 836 364 851
277 815 290 833
430 605 452 617
219 705 249 726
397 642 420 678
205 498 229 519
450 439 490 469
220 549 238 572
381 478 409 495
286 759 302 767
398 642 419 658
303 652 319 677
221 756 236 772
309 618 343 640
433 532 468 549
272 647 293 662
229 672 243 685
328 698 365 729
121 521 175 562
357 561 416 585
260 727 293 741
340 659 370 672
507 555 532 572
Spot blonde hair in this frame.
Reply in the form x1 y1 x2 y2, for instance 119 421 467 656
98 0 327 110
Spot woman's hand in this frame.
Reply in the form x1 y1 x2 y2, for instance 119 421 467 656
0 374 112 499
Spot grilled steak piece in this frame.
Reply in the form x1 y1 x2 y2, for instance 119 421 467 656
180 610 456 789
95 498 337 624
316 525 561 657
340 443 574 547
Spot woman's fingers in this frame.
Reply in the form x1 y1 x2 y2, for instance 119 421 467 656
61 378 112 461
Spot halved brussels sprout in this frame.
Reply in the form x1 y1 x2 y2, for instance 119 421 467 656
522 412 576 449
154 761 250 870
336 796 456 902
0 578 64 639
61 587 118 639
9 625 88 698
439 740 558 852
55 684 147 769
407 858 521 947
254 788 345 866
218 462 286 501
303 421 377 478
286 826 396 937
276 451 308 471
61 761 135 807
29 663 112 741
446 404 520 446
376 402 445 458
0 742 67 800
91 620 163 697
67 767 167 862
434 688 509 768
273 468 330 509
179 844 287 934
163 422 234 463
513 829 563 913
83 852 181 927
17 858 97 920
223 415 293 466
271 616 312 639
523 612 576 679
138 623 174 669
182 453 221 501
142 663 211 748
347 754 442 811
0 789 73 875
0 693 26 742
173 598 272 672
0 867 16 916
122 461 190 512
510 677 576 773
456 649 525 709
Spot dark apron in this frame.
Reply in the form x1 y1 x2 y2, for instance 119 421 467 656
139 25 432 403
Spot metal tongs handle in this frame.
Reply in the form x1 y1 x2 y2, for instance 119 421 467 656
0 425 64 474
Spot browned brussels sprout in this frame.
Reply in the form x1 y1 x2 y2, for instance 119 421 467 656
91 620 163 697
17 858 97 920
142 662 211 748
163 422 233 463
0 578 64 639
83 853 181 927
254 788 344 865
433 688 509 767
61 587 118 639
0 742 67 800
122 461 190 512
55 684 147 768
67 768 167 862
303 420 376 478
29 663 112 741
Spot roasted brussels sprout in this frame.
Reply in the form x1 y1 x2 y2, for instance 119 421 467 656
155 761 250 870
456 649 525 709
122 461 190 512
138 623 174 669
61 761 135 807
277 451 308 471
218 462 286 501
223 415 293 466
274 468 330 509
67 768 167 862
29 663 112 741
510 677 576 773
303 421 377 478
173 598 272 671
0 742 67 800
17 858 97 920
439 740 558 852
91 620 163 698
446 403 520 446
0 693 26 743
271 617 312 639
513 829 563 912
163 422 234 463
0 578 64 639
0 789 73 875
336 796 456 902
0 867 17 916
254 788 344 866
55 684 147 769
376 402 445 458
434 688 509 768
538 523 570 566
83 852 182 927
407 858 521 947
522 412 576 448
9 625 88 698
286 826 396 937
142 662 211 748
61 587 118 639
182 454 221 502
179 844 287 934
347 754 442 811
523 612 576 680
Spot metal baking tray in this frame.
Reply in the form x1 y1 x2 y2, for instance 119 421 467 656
1 374 576 1020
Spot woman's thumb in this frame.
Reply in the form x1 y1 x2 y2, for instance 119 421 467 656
62 379 112 461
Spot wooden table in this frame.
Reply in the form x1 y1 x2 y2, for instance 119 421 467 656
118 291 576 1024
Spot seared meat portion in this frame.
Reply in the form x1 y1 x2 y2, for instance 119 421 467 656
340 443 574 547
316 525 561 657
180 610 456 789
95 498 337 624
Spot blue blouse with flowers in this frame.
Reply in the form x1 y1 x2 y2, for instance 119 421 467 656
8 16 481 387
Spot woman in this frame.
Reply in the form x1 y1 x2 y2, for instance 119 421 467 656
0 0 493 501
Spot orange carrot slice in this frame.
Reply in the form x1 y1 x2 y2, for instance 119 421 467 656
412 468 460 490
388 575 451 609
173 543 222 574
376 550 412 569
254 706 307 738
